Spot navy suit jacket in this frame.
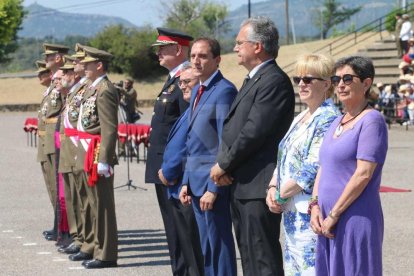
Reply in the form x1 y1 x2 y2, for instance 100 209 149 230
183 71 237 197
161 109 189 199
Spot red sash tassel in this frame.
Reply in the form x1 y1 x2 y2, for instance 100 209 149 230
78 131 101 187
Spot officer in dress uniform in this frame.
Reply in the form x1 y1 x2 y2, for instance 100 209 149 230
35 60 53 236
145 27 193 276
57 48 92 255
70 46 119 269
36 60 51 86
39 43 69 241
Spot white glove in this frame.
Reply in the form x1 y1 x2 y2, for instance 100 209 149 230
97 162 113 178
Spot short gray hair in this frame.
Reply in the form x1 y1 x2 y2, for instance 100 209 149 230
181 63 192 72
241 16 279 58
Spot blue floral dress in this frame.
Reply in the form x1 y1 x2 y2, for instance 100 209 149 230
275 99 340 275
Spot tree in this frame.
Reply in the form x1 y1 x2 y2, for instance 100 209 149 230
89 25 164 79
0 0 25 63
163 0 229 39
313 0 361 39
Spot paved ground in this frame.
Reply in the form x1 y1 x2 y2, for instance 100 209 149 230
0 110 413 275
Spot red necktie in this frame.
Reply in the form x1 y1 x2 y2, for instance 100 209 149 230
193 85 205 111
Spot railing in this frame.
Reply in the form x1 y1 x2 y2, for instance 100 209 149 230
283 3 414 75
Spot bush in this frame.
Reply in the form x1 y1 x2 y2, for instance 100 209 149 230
89 25 164 80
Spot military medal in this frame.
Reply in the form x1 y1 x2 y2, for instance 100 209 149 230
168 84 175 94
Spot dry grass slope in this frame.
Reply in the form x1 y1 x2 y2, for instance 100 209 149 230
0 32 387 105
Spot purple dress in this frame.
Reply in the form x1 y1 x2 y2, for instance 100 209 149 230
316 110 388 276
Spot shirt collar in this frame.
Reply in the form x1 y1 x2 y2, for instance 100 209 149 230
79 76 88 84
200 70 219 88
248 59 273 79
169 61 190 78
91 74 107 88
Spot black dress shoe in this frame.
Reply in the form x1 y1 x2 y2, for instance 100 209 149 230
84 259 117 269
57 245 68 253
69 251 93 261
62 244 81 254
45 234 57 241
42 229 54 237
81 259 93 266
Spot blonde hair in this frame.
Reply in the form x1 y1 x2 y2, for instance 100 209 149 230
294 53 335 97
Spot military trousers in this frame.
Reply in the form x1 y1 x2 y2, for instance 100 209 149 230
62 169 88 247
82 172 118 261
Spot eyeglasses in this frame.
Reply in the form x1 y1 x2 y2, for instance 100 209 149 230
178 78 196 86
292 76 324 85
330 74 361 86
234 40 255 47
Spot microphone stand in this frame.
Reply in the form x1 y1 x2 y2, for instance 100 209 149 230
115 105 146 191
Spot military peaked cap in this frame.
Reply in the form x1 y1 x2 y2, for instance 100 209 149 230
35 60 50 74
60 57 75 70
42 43 70 55
81 46 113 63
152 27 193 47
71 43 87 59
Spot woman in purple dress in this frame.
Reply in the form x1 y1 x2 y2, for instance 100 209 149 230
309 56 388 276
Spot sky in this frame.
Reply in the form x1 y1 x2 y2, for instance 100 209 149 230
23 0 263 27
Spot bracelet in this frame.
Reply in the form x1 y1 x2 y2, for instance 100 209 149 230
275 190 288 204
310 195 318 202
328 210 339 219
307 197 319 215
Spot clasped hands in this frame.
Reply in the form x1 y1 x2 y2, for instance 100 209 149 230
210 163 233 186
310 206 338 239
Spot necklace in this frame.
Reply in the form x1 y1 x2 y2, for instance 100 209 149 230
335 103 369 136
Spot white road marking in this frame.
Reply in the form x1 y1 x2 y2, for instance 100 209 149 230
37 252 52 255
23 243 37 246
68 267 85 270
2 230 14 233
12 236 23 239
52 258 67 262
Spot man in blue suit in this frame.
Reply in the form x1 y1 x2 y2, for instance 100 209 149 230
158 64 204 276
180 38 237 276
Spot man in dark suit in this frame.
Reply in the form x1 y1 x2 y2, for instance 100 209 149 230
210 17 295 276
158 64 204 276
145 28 193 276
181 37 237 276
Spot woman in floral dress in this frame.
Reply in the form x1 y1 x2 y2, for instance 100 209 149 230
266 53 340 275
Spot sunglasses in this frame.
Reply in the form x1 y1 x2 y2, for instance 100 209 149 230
292 76 324 85
330 74 361 86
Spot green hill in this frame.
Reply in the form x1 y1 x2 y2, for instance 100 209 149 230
19 3 136 39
